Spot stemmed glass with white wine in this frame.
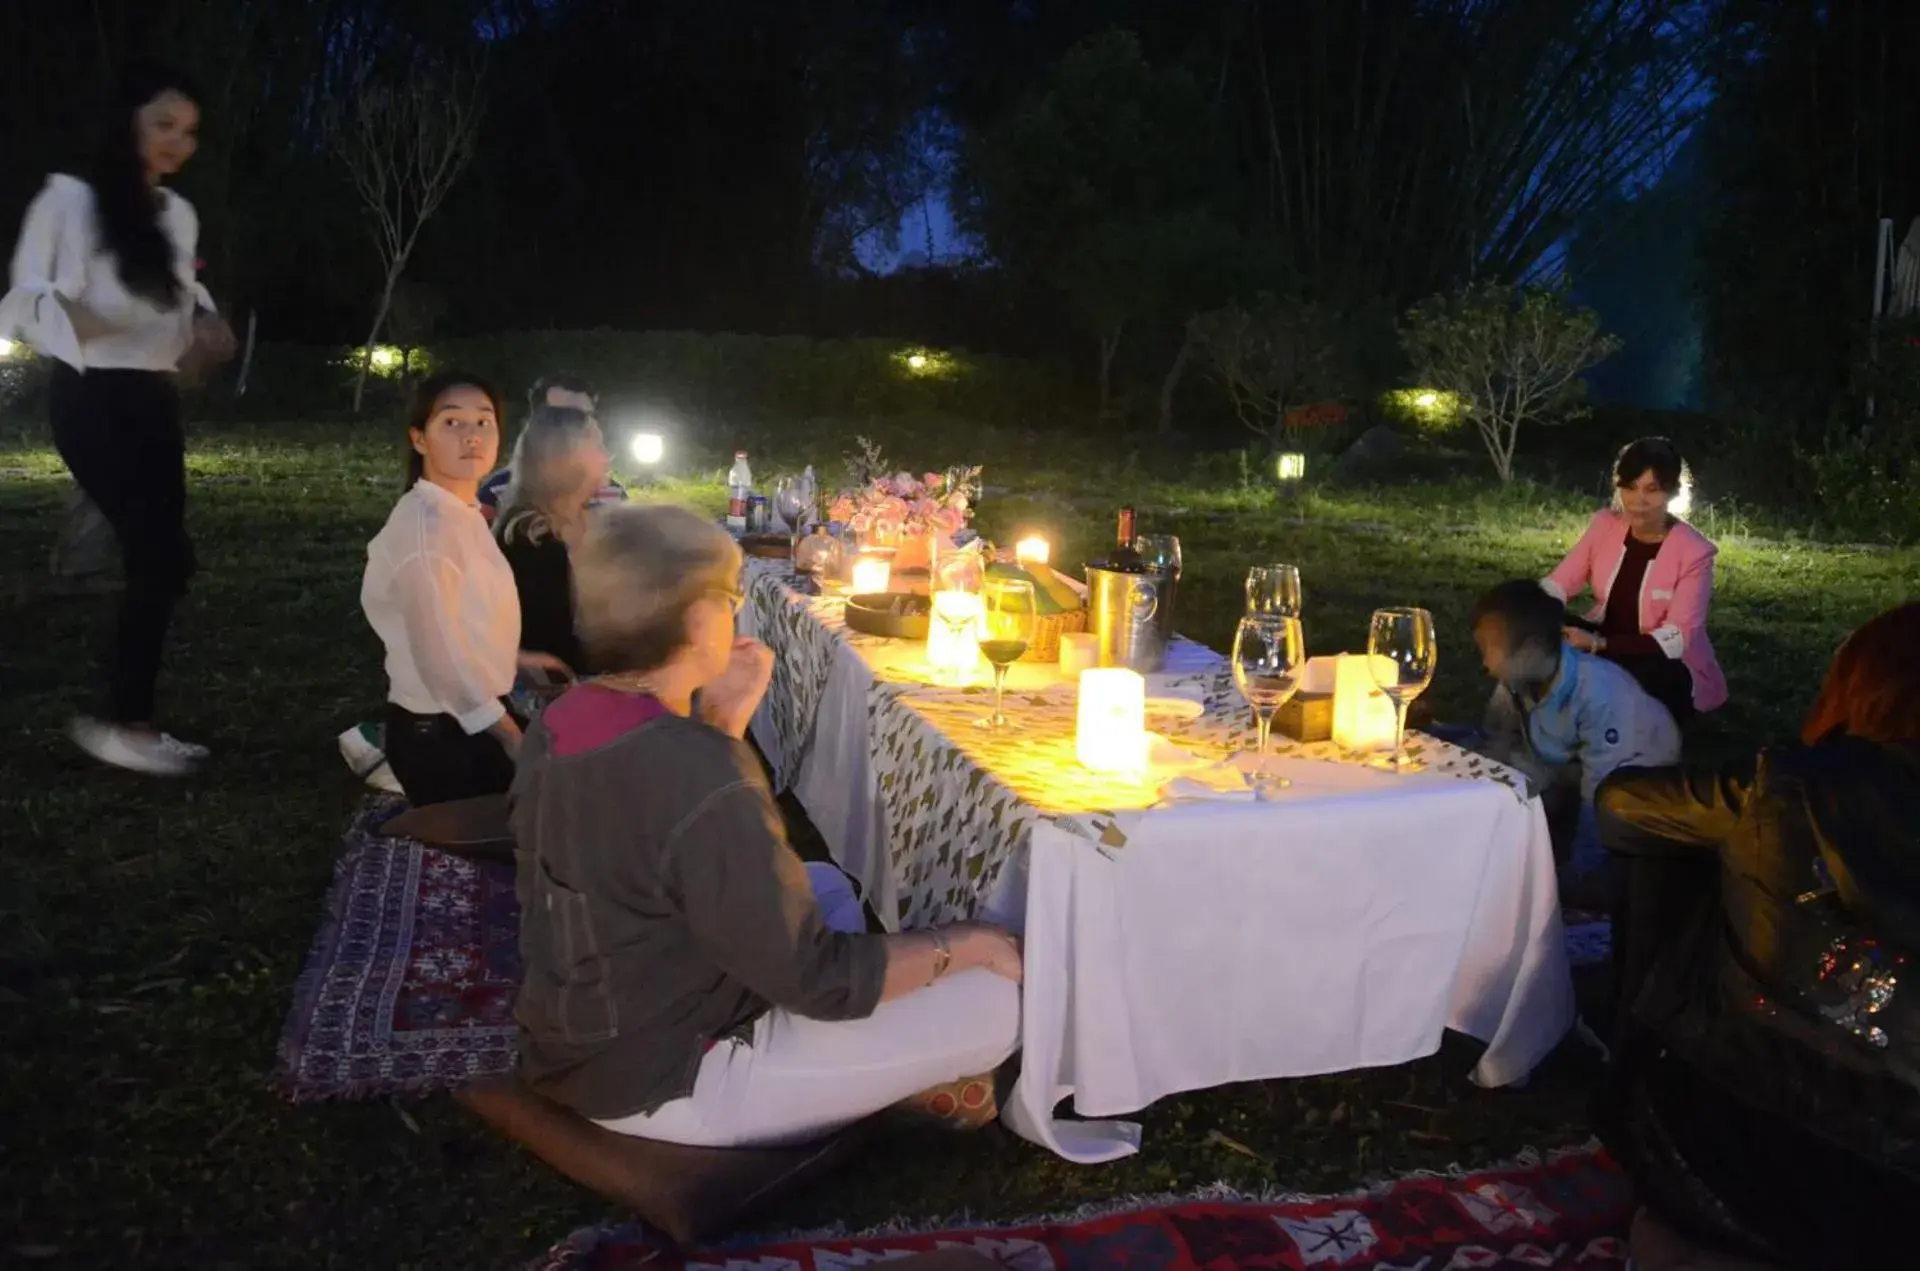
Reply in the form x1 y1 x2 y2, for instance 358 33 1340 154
1245 564 1303 618
1367 607 1438 770
1231 614 1306 787
976 578 1036 730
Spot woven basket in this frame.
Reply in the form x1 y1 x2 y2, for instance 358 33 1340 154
1021 606 1087 662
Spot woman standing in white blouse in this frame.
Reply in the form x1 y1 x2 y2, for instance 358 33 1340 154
1 62 235 775
363 372 564 806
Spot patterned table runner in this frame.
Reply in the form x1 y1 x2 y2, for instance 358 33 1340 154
743 559 1528 929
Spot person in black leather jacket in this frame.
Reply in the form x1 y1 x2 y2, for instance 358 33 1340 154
1591 602 1920 1268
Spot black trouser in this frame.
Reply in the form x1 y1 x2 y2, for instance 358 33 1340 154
1604 649 1695 726
48 364 195 724
383 702 518 808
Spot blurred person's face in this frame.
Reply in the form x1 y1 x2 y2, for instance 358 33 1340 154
682 583 741 685
1617 468 1671 531
578 422 611 495
137 90 199 180
544 387 596 415
1475 616 1556 687
411 384 500 491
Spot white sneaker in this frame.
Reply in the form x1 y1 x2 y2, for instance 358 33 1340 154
337 723 402 794
69 717 205 776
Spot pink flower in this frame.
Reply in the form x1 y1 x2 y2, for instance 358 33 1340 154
828 495 854 522
923 472 945 492
933 506 965 536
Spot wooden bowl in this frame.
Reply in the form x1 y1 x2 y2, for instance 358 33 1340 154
740 533 790 558
844 592 930 639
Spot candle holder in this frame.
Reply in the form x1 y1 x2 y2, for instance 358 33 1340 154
850 550 894 595
927 590 984 686
1077 668 1147 773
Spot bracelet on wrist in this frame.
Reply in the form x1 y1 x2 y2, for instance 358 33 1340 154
929 930 953 985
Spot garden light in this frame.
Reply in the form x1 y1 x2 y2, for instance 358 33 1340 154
895 346 959 378
0 337 16 359
367 345 403 373
1413 391 1438 409
628 431 665 465
1668 477 1693 521
1275 452 1307 482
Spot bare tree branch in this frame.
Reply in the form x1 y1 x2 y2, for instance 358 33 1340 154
329 58 484 412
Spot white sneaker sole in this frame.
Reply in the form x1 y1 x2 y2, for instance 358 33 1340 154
68 719 199 777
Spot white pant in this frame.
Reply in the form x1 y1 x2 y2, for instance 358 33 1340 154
595 862 1021 1148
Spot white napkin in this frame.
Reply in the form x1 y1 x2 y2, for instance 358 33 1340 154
1157 768 1256 803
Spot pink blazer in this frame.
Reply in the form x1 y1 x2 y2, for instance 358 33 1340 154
1542 509 1728 712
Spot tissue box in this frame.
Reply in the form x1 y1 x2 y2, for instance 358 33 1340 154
1274 691 1333 741
1273 654 1339 742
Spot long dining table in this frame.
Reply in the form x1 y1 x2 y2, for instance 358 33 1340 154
736 557 1575 1164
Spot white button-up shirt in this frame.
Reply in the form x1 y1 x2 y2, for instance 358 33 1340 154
362 480 521 734
1 174 214 371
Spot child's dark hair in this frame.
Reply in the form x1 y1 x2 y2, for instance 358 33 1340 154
1472 579 1565 658
528 373 597 409
404 370 505 488
1613 436 1685 494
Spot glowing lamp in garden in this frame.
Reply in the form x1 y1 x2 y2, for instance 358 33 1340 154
1274 452 1307 483
365 345 404 374
1014 536 1051 568
1668 478 1694 521
0 337 16 359
1077 668 1147 774
628 431 665 466
895 346 958 378
1389 387 1464 427
927 590 984 686
851 553 893 595
1332 654 1400 753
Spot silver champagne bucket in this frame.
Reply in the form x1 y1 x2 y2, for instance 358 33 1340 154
1086 565 1165 672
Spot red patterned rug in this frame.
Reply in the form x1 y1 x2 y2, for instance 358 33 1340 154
531 1144 1632 1269
275 799 522 1101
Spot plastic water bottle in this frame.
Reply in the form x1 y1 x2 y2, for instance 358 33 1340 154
726 451 753 532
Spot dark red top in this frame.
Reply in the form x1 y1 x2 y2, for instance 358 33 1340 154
1600 532 1661 657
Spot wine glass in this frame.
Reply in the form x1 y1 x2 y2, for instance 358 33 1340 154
976 579 1036 730
1133 534 1183 579
930 589 981 687
1367 607 1438 770
773 475 809 536
1245 564 1303 618
1231 615 1306 781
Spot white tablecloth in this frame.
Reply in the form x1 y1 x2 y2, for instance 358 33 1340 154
738 561 1574 1163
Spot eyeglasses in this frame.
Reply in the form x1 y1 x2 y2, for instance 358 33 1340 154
709 588 744 615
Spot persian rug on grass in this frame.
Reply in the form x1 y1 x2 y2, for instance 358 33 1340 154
275 802 1614 1103
529 1143 1632 1270
274 799 522 1101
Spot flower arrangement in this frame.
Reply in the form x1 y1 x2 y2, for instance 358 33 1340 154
830 439 981 540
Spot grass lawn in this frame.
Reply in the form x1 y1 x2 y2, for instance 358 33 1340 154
1 415 1912 1268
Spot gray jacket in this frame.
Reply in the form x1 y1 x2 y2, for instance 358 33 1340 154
509 697 887 1120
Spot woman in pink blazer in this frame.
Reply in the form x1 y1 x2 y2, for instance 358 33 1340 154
1542 438 1727 722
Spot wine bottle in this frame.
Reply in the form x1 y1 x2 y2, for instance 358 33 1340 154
1101 506 1147 572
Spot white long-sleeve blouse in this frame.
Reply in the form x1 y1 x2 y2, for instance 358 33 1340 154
362 480 522 735
1 174 215 371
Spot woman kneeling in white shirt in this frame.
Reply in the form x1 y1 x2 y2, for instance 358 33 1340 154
362 372 563 806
